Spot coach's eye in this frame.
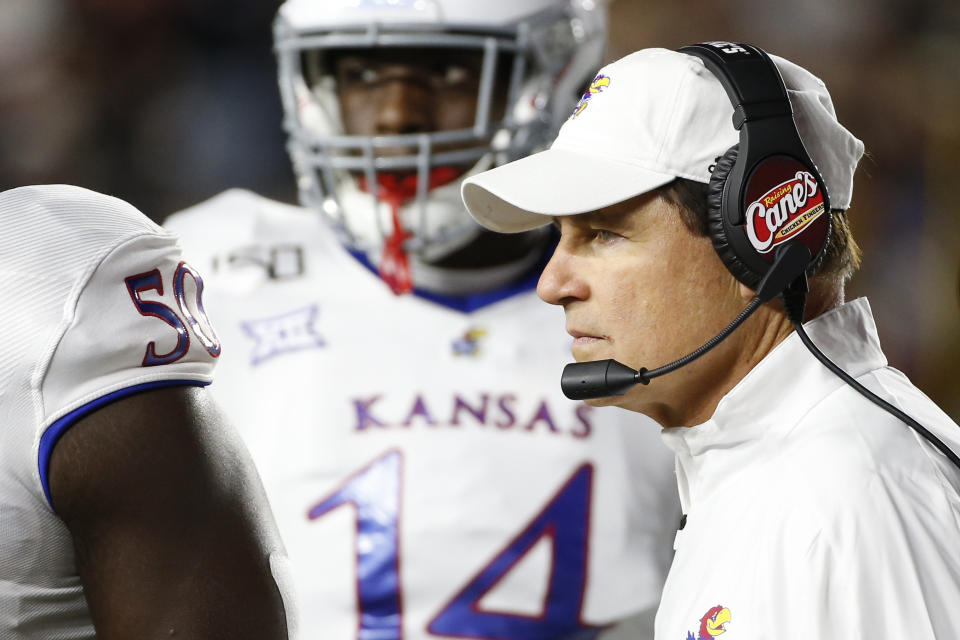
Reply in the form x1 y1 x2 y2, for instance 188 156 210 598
592 229 622 245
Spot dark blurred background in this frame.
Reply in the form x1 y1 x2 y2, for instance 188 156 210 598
1 0 957 417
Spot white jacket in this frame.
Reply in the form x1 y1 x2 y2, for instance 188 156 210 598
657 298 960 640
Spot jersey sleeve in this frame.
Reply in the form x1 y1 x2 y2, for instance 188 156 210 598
37 231 222 507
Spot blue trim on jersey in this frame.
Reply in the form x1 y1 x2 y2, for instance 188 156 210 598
38 379 211 510
346 243 554 313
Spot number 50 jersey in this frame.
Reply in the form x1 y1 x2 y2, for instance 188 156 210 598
0 185 220 638
166 189 680 640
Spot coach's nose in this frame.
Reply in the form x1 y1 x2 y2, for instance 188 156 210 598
538 231 589 307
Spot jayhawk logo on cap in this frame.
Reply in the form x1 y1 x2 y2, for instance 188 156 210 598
570 74 610 118
686 605 731 640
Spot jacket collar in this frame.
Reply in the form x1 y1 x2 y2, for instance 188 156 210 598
660 297 887 511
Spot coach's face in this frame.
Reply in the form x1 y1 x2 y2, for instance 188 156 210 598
538 191 762 428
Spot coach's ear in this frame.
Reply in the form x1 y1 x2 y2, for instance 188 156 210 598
739 282 754 302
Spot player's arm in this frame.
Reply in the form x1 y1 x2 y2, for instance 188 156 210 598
48 385 291 640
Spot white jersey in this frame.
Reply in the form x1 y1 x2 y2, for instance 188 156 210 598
166 189 681 640
0 185 219 638
657 299 960 640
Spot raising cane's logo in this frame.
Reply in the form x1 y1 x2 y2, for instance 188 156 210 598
745 170 825 253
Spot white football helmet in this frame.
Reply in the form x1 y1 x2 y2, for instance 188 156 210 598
274 0 609 279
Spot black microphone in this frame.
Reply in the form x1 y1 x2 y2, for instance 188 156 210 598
561 359 646 400
560 242 812 400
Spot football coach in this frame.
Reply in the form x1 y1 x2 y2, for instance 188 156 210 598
460 43 960 639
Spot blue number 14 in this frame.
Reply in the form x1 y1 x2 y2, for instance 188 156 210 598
308 450 597 640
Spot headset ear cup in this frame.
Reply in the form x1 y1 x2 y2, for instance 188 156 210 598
706 145 763 289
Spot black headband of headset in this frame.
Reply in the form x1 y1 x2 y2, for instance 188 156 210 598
677 41 832 285
678 42 793 130
677 41 829 213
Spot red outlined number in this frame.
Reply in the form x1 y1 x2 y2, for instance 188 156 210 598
124 269 190 366
173 261 222 357
307 450 403 640
308 456 597 640
124 262 219 366
428 464 597 639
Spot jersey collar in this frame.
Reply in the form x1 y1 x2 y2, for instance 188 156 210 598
346 246 550 313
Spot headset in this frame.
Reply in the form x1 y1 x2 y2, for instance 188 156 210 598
680 41 831 291
561 41 960 472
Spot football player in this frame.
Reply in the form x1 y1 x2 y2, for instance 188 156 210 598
165 1 680 639
0 185 293 639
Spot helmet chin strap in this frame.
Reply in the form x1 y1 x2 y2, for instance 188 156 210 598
358 167 462 295
380 205 415 295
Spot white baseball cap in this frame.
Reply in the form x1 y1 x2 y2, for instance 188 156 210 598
462 47 864 233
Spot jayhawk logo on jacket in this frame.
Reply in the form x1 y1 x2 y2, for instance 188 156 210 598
686 605 731 639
